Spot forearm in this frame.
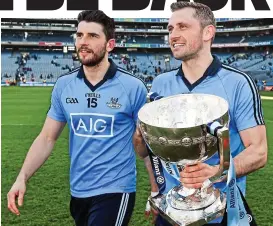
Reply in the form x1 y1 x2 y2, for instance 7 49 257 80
17 134 56 183
133 131 149 159
144 156 159 192
234 143 267 178
135 143 149 159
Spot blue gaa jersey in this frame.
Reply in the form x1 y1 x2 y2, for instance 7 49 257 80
47 59 147 198
150 56 264 197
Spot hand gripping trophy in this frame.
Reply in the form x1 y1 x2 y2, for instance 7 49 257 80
138 93 231 226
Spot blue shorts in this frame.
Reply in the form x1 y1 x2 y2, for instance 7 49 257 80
70 192 135 226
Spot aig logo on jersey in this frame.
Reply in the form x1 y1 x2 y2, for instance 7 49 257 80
70 113 114 137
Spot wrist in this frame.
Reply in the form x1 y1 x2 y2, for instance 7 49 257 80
212 164 220 174
151 184 159 192
17 173 28 183
151 191 159 197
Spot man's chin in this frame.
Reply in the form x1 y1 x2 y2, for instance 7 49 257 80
78 52 106 66
81 62 98 67
80 59 103 67
79 58 94 65
174 53 196 62
173 54 185 61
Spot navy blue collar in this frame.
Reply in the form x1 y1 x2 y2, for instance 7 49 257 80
176 55 221 77
77 58 117 92
176 55 222 91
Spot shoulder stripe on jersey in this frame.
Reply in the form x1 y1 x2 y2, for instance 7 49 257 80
117 67 135 76
222 64 264 125
58 66 81 79
117 67 148 91
161 66 180 74
153 66 180 78
115 193 129 226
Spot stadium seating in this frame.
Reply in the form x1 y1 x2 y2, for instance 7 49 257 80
1 51 74 82
2 33 74 43
244 34 273 43
214 36 242 43
1 17 273 85
2 50 272 84
1 51 20 82
0 32 253 45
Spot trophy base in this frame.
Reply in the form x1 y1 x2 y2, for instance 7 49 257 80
149 192 226 226
168 183 219 210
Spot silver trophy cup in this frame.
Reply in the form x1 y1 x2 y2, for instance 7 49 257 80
138 93 230 226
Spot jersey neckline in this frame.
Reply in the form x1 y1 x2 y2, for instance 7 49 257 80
76 58 117 92
176 55 222 91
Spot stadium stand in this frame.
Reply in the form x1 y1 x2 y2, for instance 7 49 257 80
1 18 273 89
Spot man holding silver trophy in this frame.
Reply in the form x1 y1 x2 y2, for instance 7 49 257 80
134 2 268 226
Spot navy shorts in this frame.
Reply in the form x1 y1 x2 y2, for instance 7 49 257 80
155 215 226 226
70 192 135 226
155 215 172 226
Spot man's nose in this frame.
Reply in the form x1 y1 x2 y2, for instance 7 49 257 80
169 28 181 42
79 35 89 45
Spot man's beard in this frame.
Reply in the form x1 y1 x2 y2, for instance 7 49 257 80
173 38 203 62
77 44 107 67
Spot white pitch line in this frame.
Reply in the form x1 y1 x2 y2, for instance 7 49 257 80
261 96 273 100
1 124 41 126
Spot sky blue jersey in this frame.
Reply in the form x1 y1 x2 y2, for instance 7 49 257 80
150 56 264 196
47 59 147 198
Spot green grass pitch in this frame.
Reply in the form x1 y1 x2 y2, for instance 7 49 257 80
1 87 273 226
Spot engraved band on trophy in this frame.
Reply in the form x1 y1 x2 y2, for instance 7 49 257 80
138 93 230 226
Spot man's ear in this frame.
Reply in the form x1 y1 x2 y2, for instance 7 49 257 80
107 39 116 52
203 25 216 43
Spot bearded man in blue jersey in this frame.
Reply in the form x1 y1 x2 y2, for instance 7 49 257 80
7 10 147 226
136 2 268 225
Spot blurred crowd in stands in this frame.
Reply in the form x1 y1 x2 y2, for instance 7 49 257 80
1 51 273 90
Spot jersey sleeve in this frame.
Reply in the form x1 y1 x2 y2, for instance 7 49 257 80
150 76 161 94
131 81 148 125
47 81 66 122
234 79 264 131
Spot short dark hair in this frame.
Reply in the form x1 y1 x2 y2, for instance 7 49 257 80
170 2 216 29
77 10 115 41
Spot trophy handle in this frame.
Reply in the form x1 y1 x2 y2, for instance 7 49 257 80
207 124 230 184
147 92 163 103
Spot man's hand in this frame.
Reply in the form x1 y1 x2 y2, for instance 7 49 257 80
180 163 218 189
145 192 159 224
7 179 26 216
7 117 65 216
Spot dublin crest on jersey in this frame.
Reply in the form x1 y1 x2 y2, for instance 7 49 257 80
106 97 122 109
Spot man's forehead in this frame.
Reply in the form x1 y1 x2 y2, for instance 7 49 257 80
168 8 196 25
77 21 104 33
